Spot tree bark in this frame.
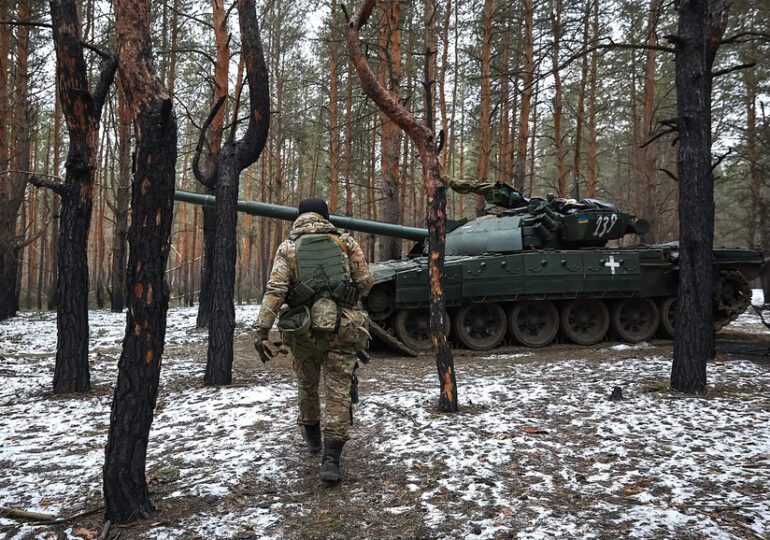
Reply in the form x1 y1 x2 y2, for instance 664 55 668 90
110 81 131 312
550 0 566 196
640 0 662 242
475 0 493 213
199 0 270 386
329 0 340 213
586 0 599 197
0 0 32 321
104 0 177 522
572 0 590 199
513 0 534 192
377 0 402 260
48 94 62 310
197 0 231 329
670 0 728 394
38 0 117 394
347 0 458 412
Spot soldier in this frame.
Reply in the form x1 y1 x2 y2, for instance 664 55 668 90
254 197 373 483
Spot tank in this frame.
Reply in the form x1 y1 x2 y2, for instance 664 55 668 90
174 185 764 354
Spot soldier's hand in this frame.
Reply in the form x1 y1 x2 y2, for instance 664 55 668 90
254 327 274 363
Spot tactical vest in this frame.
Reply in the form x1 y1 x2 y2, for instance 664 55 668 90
288 233 357 307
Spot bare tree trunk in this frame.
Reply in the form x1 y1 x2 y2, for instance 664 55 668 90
111 82 131 312
670 0 728 394
347 0 458 412
514 0 534 192
197 0 231 329
572 0 590 199
640 0 661 242
551 0 566 196
48 94 62 310
30 0 117 394
377 0 402 260
439 0 450 167
498 36 510 183
329 0 340 212
196 0 270 386
104 0 178 522
344 59 354 216
475 0 494 214
0 0 32 321
586 0 599 197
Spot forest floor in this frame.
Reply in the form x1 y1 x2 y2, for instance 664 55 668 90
0 293 769 540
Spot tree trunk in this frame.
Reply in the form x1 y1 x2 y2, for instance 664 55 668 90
347 0 458 412
0 0 32 321
572 0 590 199
344 58 354 216
205 145 239 384
110 81 131 312
640 0 662 242
202 0 270 386
0 0 12 318
377 0 402 260
514 0 534 192
48 95 62 310
498 36 510 183
475 0 493 213
670 0 728 394
551 0 566 196
329 0 340 212
104 0 177 522
197 0 231 329
586 0 599 197
197 201 216 327
42 0 117 395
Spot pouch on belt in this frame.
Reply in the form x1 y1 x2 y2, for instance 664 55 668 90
277 305 312 340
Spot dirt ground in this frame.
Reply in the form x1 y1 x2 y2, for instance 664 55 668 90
1 305 769 540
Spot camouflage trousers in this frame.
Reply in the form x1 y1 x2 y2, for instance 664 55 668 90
287 331 357 442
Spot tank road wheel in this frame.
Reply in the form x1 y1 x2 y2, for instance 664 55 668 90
393 310 449 353
453 303 507 351
508 301 559 348
658 297 676 338
611 298 660 343
559 299 610 346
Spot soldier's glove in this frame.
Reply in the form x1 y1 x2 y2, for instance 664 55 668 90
254 327 274 363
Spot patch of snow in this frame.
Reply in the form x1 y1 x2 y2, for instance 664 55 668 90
479 352 534 360
606 341 651 351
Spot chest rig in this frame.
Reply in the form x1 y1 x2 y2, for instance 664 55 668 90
288 233 358 308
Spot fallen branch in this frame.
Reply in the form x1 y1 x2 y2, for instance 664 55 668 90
1 508 56 522
367 400 420 427
1 505 105 525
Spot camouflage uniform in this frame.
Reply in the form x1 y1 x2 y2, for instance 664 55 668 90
256 212 373 441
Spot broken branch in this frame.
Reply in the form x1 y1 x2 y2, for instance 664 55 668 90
29 174 67 195
192 95 226 187
712 62 756 78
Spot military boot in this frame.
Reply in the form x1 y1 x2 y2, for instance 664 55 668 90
320 438 345 483
301 423 322 454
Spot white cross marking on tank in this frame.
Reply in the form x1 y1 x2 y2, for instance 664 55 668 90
605 256 620 275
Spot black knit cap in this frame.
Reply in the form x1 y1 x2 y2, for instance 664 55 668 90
297 197 330 220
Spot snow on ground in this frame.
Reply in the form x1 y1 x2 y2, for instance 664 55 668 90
0 293 768 539
0 304 261 357
358 356 770 540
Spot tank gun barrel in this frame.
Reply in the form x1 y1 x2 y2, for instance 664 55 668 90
173 190 429 242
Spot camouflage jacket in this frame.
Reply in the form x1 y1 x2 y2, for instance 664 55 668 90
256 212 374 331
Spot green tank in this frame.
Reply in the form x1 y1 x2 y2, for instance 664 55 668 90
174 185 764 353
